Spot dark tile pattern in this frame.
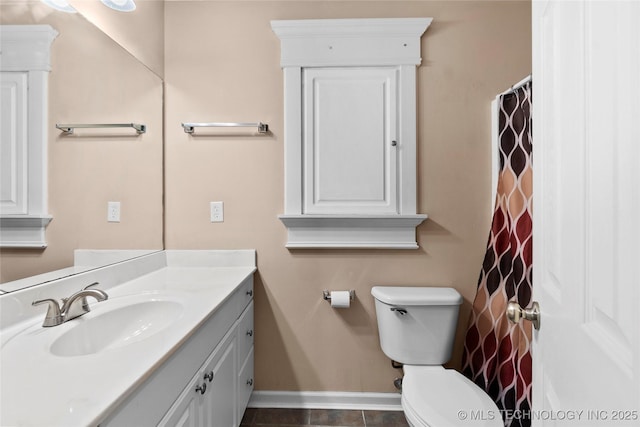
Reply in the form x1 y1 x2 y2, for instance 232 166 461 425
309 409 364 426
363 410 409 426
240 408 408 427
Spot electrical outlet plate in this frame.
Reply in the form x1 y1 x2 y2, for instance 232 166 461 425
210 201 224 222
108 201 121 222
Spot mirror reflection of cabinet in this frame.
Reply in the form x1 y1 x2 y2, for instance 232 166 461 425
272 19 430 249
0 25 57 248
0 2 164 287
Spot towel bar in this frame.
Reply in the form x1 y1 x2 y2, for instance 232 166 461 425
181 122 269 134
56 123 146 135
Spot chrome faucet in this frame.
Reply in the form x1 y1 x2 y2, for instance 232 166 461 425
32 282 109 327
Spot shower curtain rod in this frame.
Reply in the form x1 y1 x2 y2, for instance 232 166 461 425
500 74 532 96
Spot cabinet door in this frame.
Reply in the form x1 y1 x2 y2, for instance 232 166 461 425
237 347 254 422
302 67 398 215
159 333 238 427
157 374 201 427
0 72 28 215
200 336 237 427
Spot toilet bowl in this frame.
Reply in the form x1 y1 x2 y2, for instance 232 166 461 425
371 286 502 427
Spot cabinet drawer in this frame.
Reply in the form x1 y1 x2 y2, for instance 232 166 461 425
237 301 254 363
237 347 254 422
238 277 254 313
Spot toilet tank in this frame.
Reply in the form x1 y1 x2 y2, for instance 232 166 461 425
371 286 463 365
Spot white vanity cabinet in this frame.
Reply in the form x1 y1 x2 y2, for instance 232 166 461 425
159 331 237 427
236 300 255 421
159 302 255 427
101 276 254 427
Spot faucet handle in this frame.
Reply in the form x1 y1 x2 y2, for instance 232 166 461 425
32 298 63 327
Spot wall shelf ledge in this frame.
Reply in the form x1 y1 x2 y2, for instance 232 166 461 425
0 215 53 248
278 214 428 249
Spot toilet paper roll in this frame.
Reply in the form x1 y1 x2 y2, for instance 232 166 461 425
330 291 351 308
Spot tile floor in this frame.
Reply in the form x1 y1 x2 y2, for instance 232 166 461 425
240 408 409 427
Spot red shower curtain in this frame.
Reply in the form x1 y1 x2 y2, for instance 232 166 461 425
461 83 533 427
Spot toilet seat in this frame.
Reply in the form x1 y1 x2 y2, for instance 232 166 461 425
401 365 503 427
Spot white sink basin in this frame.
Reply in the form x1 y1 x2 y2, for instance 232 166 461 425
50 299 184 357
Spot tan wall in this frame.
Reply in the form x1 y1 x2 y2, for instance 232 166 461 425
0 2 163 284
164 1 531 392
69 0 165 77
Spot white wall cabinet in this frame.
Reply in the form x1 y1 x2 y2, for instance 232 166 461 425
102 277 254 427
0 25 57 248
272 19 431 249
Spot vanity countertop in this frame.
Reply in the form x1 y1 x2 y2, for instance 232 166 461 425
0 250 256 426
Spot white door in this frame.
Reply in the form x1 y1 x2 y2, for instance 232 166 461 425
532 0 640 425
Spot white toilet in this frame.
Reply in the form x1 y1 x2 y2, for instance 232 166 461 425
371 286 502 427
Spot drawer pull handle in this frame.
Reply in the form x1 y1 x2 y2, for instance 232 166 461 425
246 378 253 386
246 290 253 297
204 371 214 382
195 383 207 395
246 330 253 337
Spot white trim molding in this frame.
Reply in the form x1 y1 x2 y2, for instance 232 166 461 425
271 18 431 249
278 215 428 249
248 390 402 411
0 216 52 248
0 25 58 248
271 18 431 67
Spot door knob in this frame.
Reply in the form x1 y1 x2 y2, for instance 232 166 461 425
506 301 540 330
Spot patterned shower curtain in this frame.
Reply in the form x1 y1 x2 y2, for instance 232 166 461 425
461 82 533 427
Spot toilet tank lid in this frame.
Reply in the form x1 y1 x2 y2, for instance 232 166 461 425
371 286 462 306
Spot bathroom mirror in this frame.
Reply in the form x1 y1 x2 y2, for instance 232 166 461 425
0 0 164 290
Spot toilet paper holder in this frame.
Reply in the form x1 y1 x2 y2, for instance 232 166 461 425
322 290 355 302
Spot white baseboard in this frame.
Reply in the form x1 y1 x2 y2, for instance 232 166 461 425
248 391 403 411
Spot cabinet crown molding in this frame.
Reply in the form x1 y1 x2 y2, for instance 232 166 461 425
271 18 432 67
0 25 58 71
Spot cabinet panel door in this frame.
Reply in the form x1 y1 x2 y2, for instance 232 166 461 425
303 67 398 214
0 72 28 215
237 347 254 422
157 374 200 427
201 336 237 427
